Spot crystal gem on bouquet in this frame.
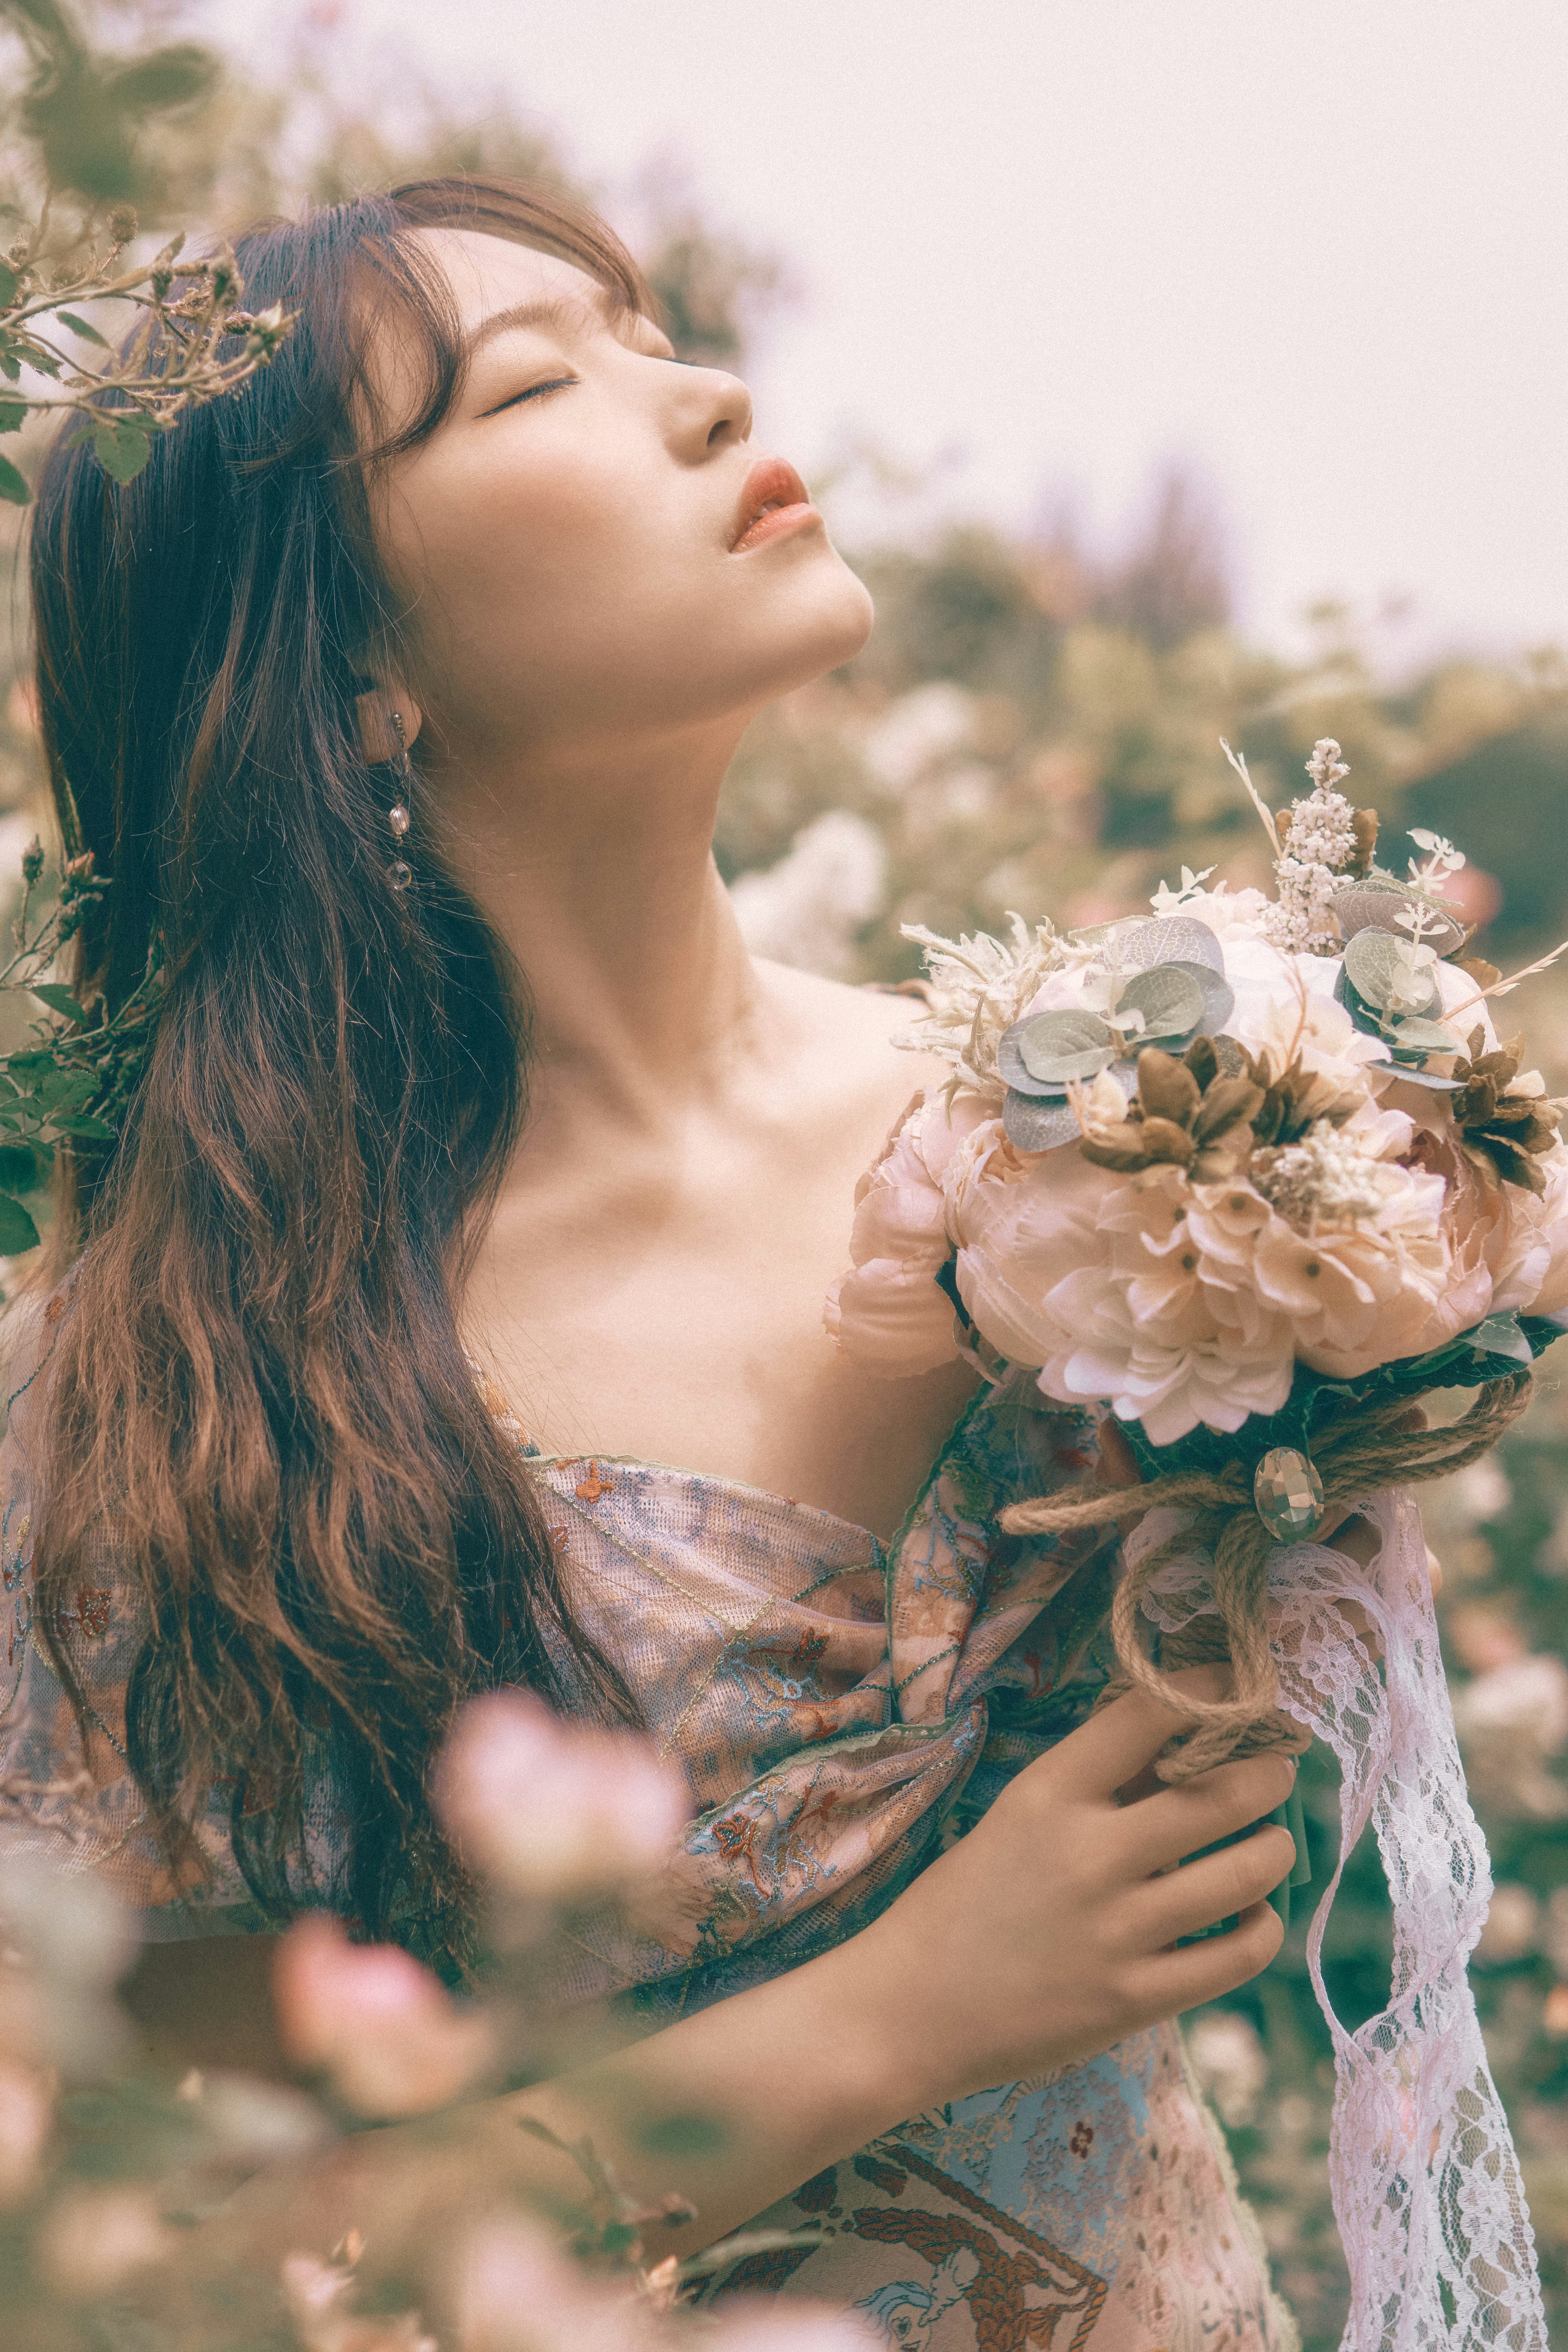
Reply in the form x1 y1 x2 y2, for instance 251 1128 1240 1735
1252 1446 1325 1540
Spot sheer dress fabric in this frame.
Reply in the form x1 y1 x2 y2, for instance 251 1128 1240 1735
0 1298 1293 2350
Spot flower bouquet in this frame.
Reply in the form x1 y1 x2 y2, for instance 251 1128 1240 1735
828 741 1565 2350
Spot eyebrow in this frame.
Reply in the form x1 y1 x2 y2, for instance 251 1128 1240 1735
461 282 624 364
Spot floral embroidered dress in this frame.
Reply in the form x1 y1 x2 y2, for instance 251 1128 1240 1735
0 1300 1294 2352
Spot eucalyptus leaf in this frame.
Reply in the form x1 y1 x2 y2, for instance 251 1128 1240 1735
1386 1016 1463 1060
1118 963 1205 1043
1161 960 1235 1037
0 1193 40 1254
1011 1008 1116 1085
1112 915 1225 974
997 1020 1066 1097
1004 1062 1136 1151
1382 1065 1464 1093
1003 1092 1083 1150
1342 928 1437 1019
1331 884 1464 959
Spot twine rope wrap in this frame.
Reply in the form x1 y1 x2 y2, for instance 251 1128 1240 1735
999 1375 1533 1779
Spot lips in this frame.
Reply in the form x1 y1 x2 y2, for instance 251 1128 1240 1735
731 456 815 551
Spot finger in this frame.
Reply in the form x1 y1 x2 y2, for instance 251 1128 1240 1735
1125 1899 1285 2013
1136 1824 1297 1943
1313 1508 1381 1567
1094 1418 1144 1490
1426 1544 1442 1597
1116 1750 1297 1874
1043 1672 1233 1801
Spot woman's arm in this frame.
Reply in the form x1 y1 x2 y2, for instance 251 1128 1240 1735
127 1672 1293 2285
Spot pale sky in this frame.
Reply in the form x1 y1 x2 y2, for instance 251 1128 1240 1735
214 0 1568 663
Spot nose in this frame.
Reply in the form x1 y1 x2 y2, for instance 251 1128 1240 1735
667 361 752 460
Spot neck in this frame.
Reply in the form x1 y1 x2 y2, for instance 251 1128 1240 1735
431 716 768 1140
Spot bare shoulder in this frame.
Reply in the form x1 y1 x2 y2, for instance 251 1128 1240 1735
749 956 951 1130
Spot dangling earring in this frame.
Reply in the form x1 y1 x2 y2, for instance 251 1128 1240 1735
387 709 413 891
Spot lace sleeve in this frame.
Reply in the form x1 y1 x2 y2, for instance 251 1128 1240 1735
0 1293 270 1940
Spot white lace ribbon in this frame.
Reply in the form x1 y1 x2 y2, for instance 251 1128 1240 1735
1126 1489 1544 2352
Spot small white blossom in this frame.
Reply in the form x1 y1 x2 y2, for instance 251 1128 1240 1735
1261 739 1359 955
1149 864 1217 916
1251 1120 1399 1227
899 911 1065 1099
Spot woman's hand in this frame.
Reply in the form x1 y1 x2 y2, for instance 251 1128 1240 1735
846 1668 1295 2110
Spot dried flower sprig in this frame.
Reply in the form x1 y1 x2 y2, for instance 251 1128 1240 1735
0 808 164 1254
0 203 292 497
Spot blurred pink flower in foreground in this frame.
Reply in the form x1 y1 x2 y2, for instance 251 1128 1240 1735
0 2054 52 2206
273 1914 495 2118
36 2184 170 2299
458 2221 875 2350
283 2252 436 2352
434 1691 691 1905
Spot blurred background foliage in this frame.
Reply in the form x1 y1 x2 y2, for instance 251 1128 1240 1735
0 4 1564 2345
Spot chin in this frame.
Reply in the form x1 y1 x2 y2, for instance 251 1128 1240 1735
756 557 875 695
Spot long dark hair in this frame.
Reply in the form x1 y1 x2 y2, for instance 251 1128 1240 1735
27 177 646 1968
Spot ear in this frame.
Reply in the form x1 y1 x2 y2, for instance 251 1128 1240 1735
353 686 423 764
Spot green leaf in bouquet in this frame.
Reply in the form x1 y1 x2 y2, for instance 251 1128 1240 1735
0 399 25 434
0 1192 41 1254
1386 1015 1464 1062
1343 927 1437 1018
1003 1061 1136 1151
1159 959 1234 1036
1466 1313 1534 1367
0 451 29 505
1008 1008 1116 1086
1112 915 1225 974
29 982 89 1023
1331 883 1465 958
1118 962 1205 1044
0 263 17 307
0 1143 39 1190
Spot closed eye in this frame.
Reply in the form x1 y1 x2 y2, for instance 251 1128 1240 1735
480 375 579 418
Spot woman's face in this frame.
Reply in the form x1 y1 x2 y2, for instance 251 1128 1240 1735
368 229 874 766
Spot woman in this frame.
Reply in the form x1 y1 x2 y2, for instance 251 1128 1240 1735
2 177 1304 2345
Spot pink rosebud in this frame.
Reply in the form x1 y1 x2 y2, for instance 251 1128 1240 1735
434 1692 691 1905
281 2252 436 2352
272 1915 494 2119
0 2056 52 2206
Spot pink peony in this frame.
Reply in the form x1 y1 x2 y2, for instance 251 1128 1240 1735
948 1124 1118 1366
1249 1166 1447 1379
272 1914 494 2119
1035 1252 1296 1446
825 1092 994 1375
434 1690 691 1906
